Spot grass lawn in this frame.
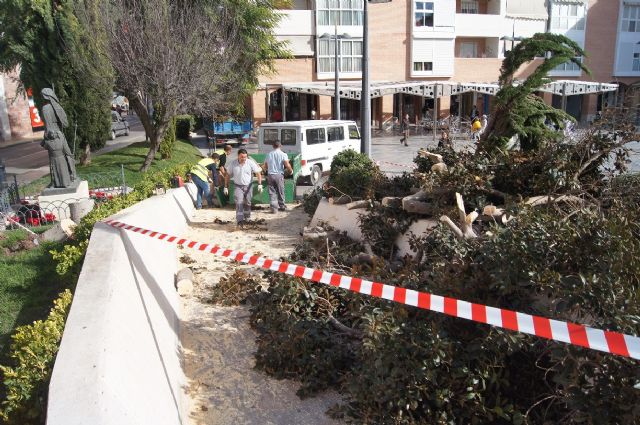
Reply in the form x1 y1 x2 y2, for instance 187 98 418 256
0 229 68 363
21 139 202 196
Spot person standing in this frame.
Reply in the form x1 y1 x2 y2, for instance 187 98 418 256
264 141 293 213
470 105 479 120
400 113 410 146
471 117 482 142
217 144 233 175
224 148 263 226
189 153 220 209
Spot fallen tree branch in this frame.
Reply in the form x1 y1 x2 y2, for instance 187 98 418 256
525 195 585 207
328 316 363 339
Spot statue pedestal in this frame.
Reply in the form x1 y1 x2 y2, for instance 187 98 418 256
38 180 90 221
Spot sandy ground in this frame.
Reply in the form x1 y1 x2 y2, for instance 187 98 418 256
179 204 343 425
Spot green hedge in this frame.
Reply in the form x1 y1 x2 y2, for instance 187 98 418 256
175 115 196 140
0 290 72 424
159 118 177 160
0 163 192 424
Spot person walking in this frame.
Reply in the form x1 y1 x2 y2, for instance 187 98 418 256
189 153 220 209
264 141 293 213
224 148 263 227
471 117 482 142
399 113 410 146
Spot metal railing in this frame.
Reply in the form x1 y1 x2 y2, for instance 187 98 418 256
1 165 129 229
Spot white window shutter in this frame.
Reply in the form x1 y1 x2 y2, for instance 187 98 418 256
434 0 455 28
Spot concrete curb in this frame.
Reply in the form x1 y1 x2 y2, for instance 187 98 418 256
47 186 195 425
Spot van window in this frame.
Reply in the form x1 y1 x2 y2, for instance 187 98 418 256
264 129 279 144
327 126 344 142
281 129 297 145
306 128 325 145
348 125 360 139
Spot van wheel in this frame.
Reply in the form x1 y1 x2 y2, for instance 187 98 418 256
310 165 322 186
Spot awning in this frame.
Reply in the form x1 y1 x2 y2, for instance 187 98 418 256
270 80 618 100
552 0 587 4
506 0 549 20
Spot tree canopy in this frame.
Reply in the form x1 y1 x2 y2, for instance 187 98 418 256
0 0 113 159
79 0 289 171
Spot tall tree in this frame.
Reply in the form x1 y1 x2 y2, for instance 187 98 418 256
480 33 588 153
0 0 114 163
82 0 288 171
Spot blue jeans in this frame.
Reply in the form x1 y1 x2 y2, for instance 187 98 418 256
193 174 213 209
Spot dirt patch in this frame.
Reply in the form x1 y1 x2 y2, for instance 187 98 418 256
2 237 39 256
180 205 343 425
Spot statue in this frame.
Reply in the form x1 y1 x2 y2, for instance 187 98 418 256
40 88 76 188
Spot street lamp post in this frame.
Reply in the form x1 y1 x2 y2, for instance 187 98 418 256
320 27 351 120
361 0 391 157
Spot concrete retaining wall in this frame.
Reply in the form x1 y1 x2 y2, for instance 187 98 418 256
47 185 196 425
310 198 438 257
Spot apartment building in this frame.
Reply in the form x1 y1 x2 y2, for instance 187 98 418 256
253 0 640 126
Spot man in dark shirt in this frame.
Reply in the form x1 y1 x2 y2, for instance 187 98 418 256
217 144 233 175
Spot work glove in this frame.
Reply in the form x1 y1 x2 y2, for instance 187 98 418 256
257 185 263 194
223 187 229 196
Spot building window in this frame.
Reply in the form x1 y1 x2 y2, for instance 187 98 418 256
622 5 640 32
460 0 479 14
553 56 582 72
550 2 585 31
415 1 434 27
459 41 478 58
317 0 364 26
318 39 362 73
413 61 433 72
634 52 640 72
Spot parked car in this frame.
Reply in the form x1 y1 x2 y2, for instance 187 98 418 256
111 111 130 140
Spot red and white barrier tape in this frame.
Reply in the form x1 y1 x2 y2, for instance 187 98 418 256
104 219 640 360
375 160 417 170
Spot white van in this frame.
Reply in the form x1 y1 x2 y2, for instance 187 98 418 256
258 120 361 185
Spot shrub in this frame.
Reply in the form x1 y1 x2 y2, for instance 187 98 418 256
159 118 177 159
328 149 384 200
175 114 196 140
0 290 72 424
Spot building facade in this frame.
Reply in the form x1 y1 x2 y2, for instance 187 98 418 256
253 0 640 126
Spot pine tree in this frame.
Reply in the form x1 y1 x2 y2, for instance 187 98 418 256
480 33 589 152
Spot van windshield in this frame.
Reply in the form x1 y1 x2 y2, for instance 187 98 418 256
348 125 360 139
